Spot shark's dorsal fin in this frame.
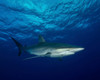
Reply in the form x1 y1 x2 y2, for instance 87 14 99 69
39 35 45 43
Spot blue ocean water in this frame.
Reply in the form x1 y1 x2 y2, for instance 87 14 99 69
0 0 100 80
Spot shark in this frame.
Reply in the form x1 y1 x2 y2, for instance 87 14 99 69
11 35 84 60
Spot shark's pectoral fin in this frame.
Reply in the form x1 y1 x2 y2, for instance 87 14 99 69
24 56 42 61
45 52 51 57
24 52 52 61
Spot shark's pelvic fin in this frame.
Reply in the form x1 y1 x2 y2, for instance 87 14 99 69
39 35 45 43
58 57 63 61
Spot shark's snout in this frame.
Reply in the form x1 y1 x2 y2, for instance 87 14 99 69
56 47 84 52
72 48 84 52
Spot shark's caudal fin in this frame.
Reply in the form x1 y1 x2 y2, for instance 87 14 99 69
11 37 23 56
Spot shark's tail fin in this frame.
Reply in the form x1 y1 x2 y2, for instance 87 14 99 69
11 37 23 56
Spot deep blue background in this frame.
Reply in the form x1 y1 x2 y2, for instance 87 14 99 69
0 0 100 80
0 23 100 80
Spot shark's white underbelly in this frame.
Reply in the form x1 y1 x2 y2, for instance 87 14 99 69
50 51 75 57
27 48 75 58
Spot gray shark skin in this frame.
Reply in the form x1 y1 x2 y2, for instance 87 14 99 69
11 35 84 60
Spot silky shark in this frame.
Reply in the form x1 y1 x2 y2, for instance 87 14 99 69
11 35 84 60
